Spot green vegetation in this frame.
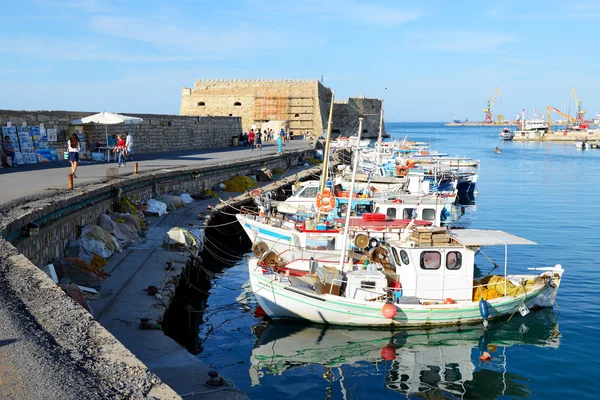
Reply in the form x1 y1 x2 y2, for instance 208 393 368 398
223 175 259 192
203 189 218 197
305 157 322 165
272 167 285 175
117 196 147 230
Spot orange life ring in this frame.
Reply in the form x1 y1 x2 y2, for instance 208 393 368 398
315 191 336 212
396 165 409 177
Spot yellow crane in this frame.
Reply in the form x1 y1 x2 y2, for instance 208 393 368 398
546 106 575 132
570 87 586 124
483 87 501 124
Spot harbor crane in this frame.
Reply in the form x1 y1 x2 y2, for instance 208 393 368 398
546 105 589 131
570 87 585 124
483 87 501 124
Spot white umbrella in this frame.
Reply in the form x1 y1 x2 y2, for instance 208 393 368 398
70 112 143 150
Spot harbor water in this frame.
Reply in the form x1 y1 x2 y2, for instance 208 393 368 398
195 123 600 399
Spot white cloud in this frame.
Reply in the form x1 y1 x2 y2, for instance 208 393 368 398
247 0 423 26
399 31 517 53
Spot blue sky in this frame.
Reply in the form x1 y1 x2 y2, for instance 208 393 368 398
1 0 599 121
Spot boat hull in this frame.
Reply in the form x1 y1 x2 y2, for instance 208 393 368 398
249 260 560 327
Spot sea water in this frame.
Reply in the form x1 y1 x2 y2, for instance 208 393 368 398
195 123 600 399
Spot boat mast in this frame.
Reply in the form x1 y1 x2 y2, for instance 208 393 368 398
319 91 335 195
339 118 363 271
376 100 384 169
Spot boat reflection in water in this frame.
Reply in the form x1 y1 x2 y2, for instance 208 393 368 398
249 310 560 398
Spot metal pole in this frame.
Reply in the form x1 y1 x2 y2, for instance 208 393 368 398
339 118 362 272
504 243 507 296
319 91 335 195
376 100 384 170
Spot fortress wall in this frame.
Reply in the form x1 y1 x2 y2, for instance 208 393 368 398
180 79 332 135
332 97 384 138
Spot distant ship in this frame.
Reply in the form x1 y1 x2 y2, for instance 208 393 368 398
452 116 468 123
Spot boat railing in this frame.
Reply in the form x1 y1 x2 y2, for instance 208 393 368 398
407 275 530 304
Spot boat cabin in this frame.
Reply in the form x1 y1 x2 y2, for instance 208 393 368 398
373 199 452 227
383 229 536 303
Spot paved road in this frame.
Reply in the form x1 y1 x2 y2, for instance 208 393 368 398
0 141 313 204
0 275 105 400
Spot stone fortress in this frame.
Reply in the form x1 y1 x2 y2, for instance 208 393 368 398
180 79 386 139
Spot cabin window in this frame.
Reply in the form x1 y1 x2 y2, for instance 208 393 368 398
392 248 401 265
422 208 436 221
234 102 242 106
446 251 462 270
354 203 373 216
400 250 410 265
420 251 441 270
361 281 376 290
403 208 416 219
197 102 205 106
298 186 319 198
386 208 397 220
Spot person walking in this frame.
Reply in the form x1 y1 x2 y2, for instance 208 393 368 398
2 136 17 167
269 128 275 144
125 132 134 161
248 129 255 150
277 133 283 153
255 130 262 150
67 134 81 177
279 128 285 147
116 134 127 167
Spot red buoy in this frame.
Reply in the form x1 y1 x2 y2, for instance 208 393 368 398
479 351 492 361
381 345 395 360
444 298 455 304
381 303 397 318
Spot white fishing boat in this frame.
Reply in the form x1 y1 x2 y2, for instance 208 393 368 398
248 227 564 327
514 110 548 139
575 140 587 149
499 127 514 141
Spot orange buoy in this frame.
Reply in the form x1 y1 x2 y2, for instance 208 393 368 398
381 345 396 361
381 303 397 318
250 189 261 198
479 352 492 361
315 190 336 212
444 298 455 304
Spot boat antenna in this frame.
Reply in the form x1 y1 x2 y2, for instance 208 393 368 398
339 117 363 272
376 99 384 168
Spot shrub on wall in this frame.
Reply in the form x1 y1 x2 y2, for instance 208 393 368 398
222 176 258 192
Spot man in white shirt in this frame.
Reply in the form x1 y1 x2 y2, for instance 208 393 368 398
125 132 134 161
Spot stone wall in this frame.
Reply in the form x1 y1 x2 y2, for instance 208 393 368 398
0 110 241 155
180 79 330 136
180 79 385 139
332 96 385 138
1 150 312 267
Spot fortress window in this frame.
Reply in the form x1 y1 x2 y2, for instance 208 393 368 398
229 114 233 116
198 102 205 106
294 113 300 117
234 102 242 106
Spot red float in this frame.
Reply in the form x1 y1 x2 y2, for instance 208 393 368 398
381 345 396 361
444 298 455 304
479 351 492 361
381 303 397 318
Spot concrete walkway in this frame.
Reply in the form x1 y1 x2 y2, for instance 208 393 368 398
88 164 319 399
0 141 312 204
